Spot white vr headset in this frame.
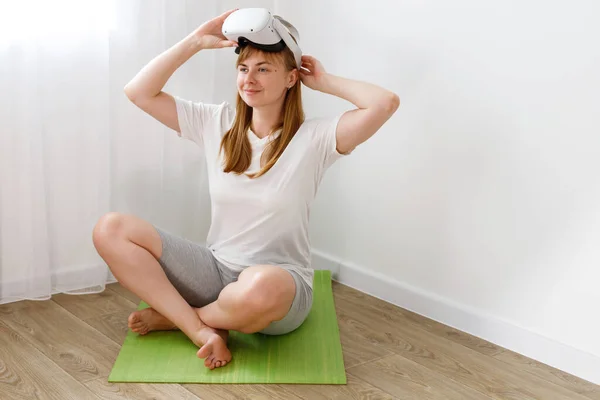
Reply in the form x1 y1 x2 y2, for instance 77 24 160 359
222 8 302 69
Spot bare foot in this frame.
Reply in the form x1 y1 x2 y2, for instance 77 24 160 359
194 327 232 370
128 308 177 335
128 307 232 369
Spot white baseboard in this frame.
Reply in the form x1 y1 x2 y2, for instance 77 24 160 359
311 249 600 386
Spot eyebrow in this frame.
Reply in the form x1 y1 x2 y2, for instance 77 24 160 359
238 61 273 67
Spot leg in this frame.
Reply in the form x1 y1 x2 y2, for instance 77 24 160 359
92 212 231 367
197 265 297 334
124 264 302 369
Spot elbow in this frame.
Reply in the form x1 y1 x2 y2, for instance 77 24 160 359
124 84 158 105
385 92 400 114
375 92 400 116
124 83 136 102
123 83 142 104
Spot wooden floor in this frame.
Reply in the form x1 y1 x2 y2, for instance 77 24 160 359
1 282 599 400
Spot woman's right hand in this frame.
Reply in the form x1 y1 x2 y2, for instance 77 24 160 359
193 9 239 50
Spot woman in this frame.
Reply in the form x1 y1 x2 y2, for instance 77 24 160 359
92 9 399 370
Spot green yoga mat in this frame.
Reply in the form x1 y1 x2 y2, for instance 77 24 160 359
108 270 346 384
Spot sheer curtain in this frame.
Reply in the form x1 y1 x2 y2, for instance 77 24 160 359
0 0 249 304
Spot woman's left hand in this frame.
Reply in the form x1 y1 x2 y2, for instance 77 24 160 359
299 55 328 91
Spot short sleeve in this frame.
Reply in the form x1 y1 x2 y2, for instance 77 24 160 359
173 96 233 147
311 113 352 171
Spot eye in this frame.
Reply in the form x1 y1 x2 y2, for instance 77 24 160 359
259 67 268 72
239 67 248 72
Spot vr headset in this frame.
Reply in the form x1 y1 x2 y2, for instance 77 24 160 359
222 8 302 69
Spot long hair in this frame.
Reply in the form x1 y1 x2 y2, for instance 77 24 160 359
219 45 304 179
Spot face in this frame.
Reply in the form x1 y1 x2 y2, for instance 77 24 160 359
237 52 296 108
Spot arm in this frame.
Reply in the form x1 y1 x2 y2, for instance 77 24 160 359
300 55 400 154
124 9 238 133
124 34 203 102
123 35 201 133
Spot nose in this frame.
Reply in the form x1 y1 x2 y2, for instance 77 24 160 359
244 70 257 85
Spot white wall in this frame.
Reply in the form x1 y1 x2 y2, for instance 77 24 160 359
109 0 599 384
275 0 600 384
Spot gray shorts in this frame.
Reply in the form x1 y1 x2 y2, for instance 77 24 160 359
153 226 313 335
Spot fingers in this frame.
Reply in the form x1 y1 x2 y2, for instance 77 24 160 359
220 8 239 20
218 40 238 48
301 57 315 66
302 55 321 69
300 61 313 74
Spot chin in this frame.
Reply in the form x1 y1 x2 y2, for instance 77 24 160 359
240 91 281 109
241 96 267 108
242 98 259 108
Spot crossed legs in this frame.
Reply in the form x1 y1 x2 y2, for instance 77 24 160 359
92 212 296 369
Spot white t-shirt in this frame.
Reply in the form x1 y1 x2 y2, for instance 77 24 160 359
174 96 350 289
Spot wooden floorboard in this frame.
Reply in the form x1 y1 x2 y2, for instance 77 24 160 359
84 377 201 400
334 282 600 400
0 299 122 383
0 320 100 399
334 292 592 400
0 281 598 399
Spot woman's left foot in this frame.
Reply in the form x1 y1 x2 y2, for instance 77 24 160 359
128 307 177 335
195 327 232 369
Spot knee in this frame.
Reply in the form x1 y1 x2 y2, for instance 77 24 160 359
92 212 127 251
241 268 293 314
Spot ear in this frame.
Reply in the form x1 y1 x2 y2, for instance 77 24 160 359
287 69 299 88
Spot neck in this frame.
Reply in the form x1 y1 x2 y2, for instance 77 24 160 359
250 99 285 139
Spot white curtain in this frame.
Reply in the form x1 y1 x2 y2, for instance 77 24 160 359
0 0 250 304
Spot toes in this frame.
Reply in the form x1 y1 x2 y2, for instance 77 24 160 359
130 323 149 335
128 312 140 324
204 355 214 367
197 343 212 359
212 360 228 368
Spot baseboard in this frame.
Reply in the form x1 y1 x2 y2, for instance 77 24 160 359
311 249 600 386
